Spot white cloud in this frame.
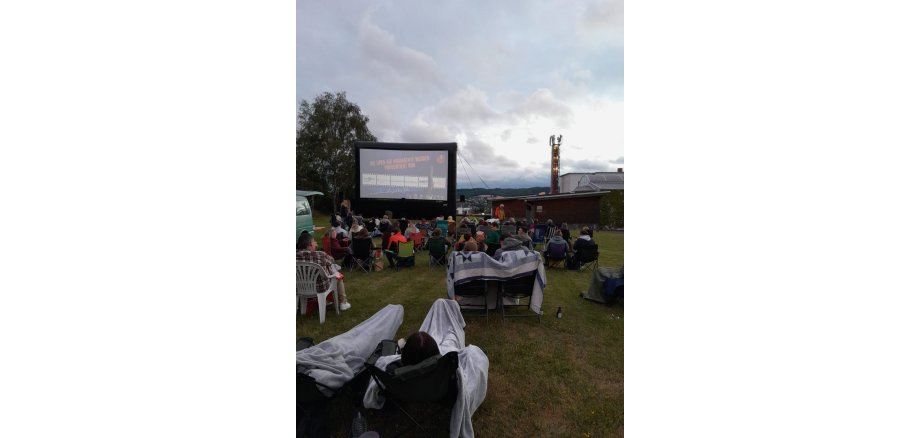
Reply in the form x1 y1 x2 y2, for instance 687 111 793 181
358 15 448 95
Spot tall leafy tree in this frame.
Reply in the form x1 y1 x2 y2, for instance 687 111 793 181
296 92 377 211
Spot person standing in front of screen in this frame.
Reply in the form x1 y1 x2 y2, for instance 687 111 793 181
494 204 507 222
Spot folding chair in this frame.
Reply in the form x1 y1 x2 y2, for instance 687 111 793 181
499 272 541 322
544 240 568 269
367 350 459 438
575 243 599 272
384 240 416 271
296 261 340 323
531 224 548 251
453 279 490 320
427 237 450 268
350 238 377 273
435 220 449 238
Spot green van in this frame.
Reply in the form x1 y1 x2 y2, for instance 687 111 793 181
296 190 323 242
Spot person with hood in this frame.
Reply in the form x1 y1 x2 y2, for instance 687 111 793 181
515 226 533 250
573 226 594 253
493 235 525 261
543 229 570 266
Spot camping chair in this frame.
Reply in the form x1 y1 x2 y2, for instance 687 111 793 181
296 261 340 324
409 230 426 250
435 220 449 238
427 237 450 268
544 240 568 269
366 348 459 438
499 272 540 322
384 240 416 272
453 279 490 319
350 238 377 273
298 345 372 438
531 224 549 250
574 243 599 272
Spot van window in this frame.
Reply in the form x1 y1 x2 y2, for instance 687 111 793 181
296 200 311 216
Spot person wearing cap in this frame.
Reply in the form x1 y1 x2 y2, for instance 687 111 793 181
494 203 507 221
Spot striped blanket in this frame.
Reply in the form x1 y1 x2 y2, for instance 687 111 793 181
446 249 546 314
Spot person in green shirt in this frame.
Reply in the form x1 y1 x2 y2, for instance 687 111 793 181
485 222 501 256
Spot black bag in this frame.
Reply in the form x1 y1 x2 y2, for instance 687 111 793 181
565 255 580 270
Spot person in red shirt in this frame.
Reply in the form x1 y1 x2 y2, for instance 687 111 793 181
385 228 409 268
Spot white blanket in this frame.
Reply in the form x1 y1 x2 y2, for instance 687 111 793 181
364 299 489 438
296 304 404 396
446 249 546 314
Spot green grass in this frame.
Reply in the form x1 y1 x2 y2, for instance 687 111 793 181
300 213 623 437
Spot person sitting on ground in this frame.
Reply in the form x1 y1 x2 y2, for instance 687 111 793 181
515 226 533 250
447 216 456 236
296 231 350 311
493 235 524 261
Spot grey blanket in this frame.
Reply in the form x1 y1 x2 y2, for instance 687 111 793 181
364 299 489 438
296 304 404 396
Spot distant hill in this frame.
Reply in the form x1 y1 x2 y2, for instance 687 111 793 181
457 187 550 197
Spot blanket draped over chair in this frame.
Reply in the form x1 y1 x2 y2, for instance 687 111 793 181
364 299 489 438
446 249 546 314
296 304 404 396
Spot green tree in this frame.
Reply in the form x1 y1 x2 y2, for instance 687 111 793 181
296 91 377 211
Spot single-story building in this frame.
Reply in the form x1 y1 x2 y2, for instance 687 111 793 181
491 170 624 228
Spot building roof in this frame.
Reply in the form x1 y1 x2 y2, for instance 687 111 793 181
491 191 611 202
573 172 624 191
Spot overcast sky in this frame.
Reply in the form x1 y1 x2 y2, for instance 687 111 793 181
297 0 623 188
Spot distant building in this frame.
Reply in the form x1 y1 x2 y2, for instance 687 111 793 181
560 169 624 193
491 169 624 228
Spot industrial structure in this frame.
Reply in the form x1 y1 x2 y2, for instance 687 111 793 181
550 135 561 194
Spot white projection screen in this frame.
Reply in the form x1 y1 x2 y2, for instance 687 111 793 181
359 148 449 201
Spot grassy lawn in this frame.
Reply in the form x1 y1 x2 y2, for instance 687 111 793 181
298 213 624 437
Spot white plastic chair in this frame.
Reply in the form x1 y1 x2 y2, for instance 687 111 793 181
296 261 340 324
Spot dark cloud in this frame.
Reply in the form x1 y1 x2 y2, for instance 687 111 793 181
400 119 455 143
